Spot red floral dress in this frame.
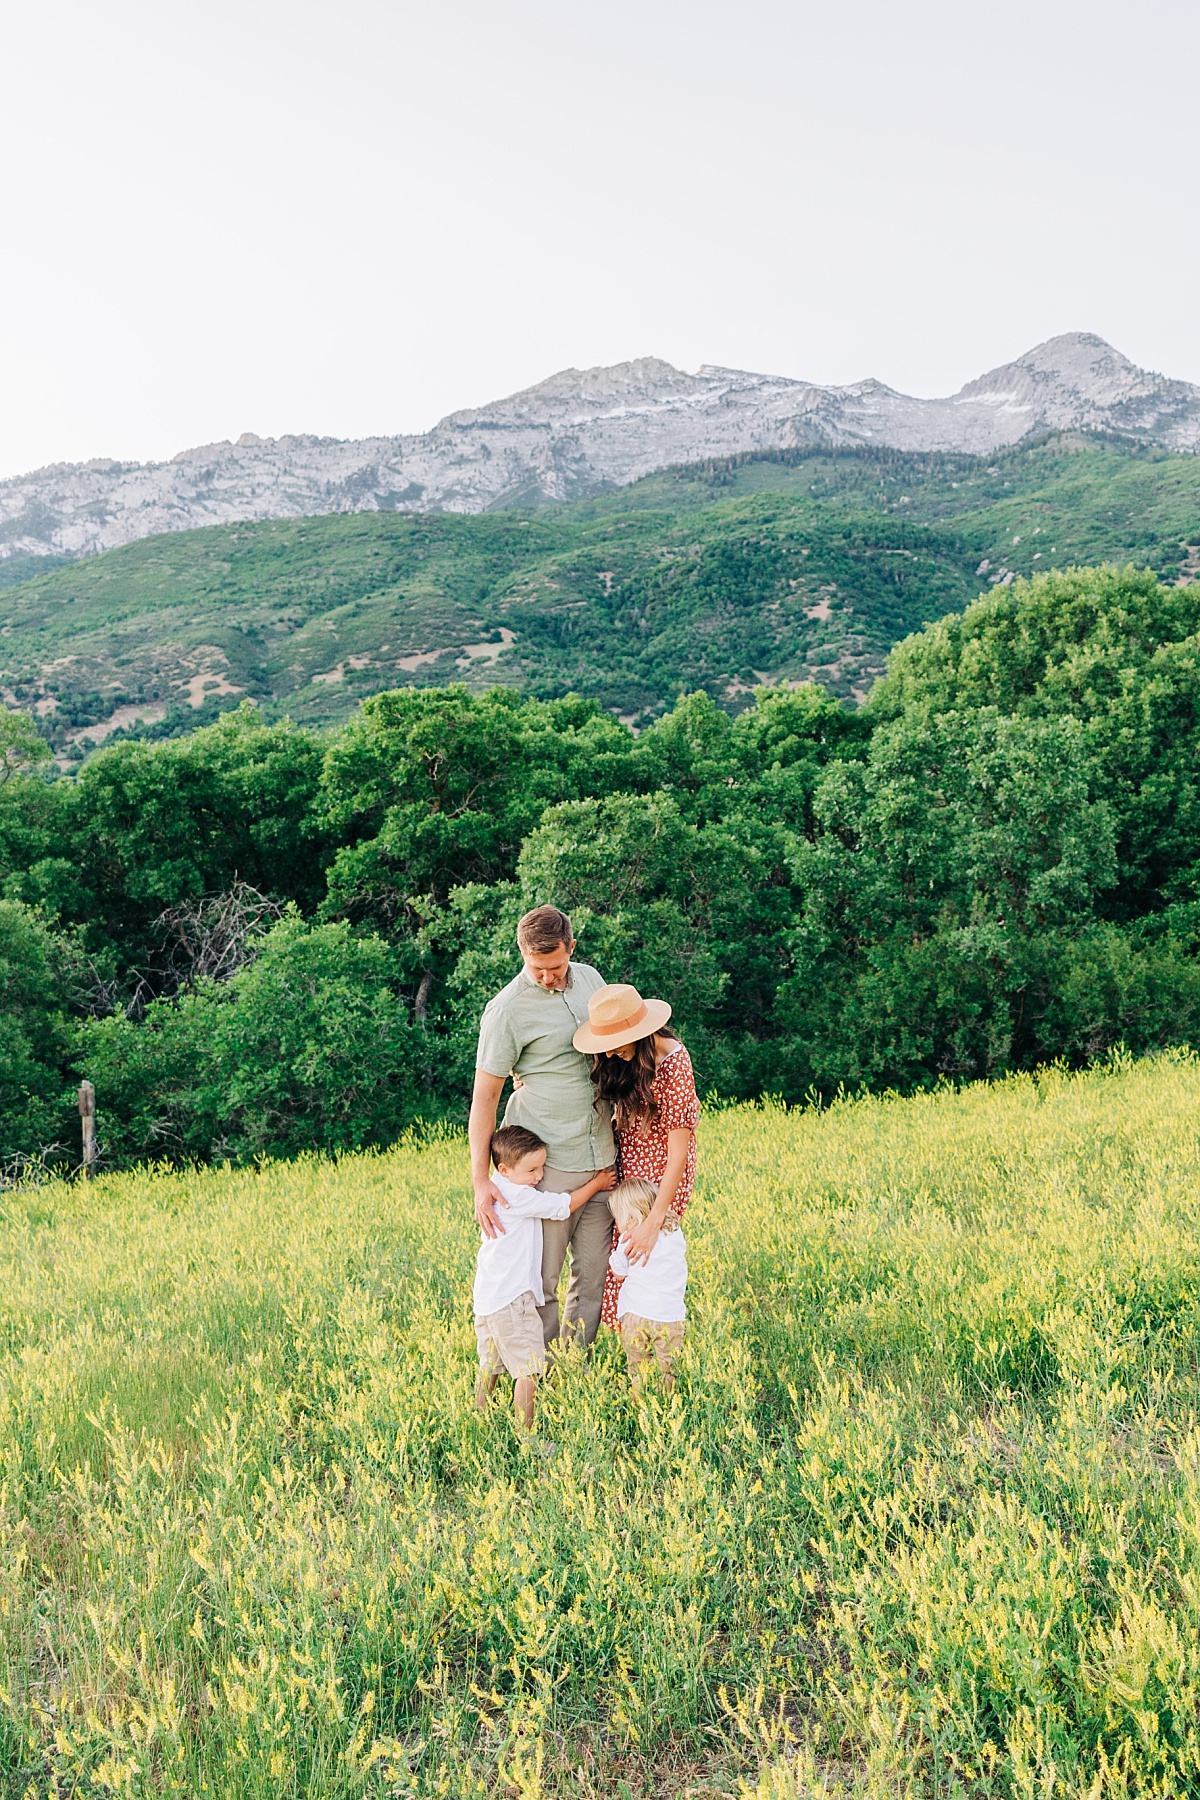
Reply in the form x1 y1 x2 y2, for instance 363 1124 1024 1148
600 1043 700 1328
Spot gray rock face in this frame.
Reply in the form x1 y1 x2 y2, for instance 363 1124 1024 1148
3 333 1197 563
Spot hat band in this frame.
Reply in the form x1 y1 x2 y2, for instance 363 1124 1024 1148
590 999 648 1036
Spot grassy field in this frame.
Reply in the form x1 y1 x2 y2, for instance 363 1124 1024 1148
4 1054 1200 1796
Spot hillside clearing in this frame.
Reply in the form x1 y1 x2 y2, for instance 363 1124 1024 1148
4 433 1199 751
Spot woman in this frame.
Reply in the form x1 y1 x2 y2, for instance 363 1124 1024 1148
571 983 699 1331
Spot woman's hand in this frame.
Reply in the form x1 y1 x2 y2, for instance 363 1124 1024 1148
622 1214 662 1266
622 1128 691 1265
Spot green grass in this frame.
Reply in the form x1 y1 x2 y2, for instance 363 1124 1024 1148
4 1054 1200 1794
3 434 1199 751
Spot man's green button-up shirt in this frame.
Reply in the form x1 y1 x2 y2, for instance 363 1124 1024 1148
475 961 615 1172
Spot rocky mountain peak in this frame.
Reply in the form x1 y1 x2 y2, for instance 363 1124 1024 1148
446 356 715 427
3 334 1198 565
954 332 1194 436
960 332 1128 400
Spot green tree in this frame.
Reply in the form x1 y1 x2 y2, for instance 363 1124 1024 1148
213 912 421 1160
319 685 641 1044
75 987 227 1166
0 899 73 1158
778 707 1118 1092
320 686 637 926
77 913 423 1166
1031 905 1200 1066
630 685 869 832
871 565 1200 916
4 706 329 976
0 711 52 785
366 687 871 1105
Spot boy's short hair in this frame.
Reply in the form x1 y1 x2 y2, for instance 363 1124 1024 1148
491 1125 546 1170
517 905 573 956
610 1176 679 1234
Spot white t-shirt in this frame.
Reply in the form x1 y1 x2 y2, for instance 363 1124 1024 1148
473 1173 572 1317
609 1225 687 1323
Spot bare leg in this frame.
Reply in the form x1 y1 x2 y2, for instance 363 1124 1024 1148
513 1375 537 1432
475 1371 499 1411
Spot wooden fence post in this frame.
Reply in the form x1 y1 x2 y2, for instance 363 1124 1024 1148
79 1080 96 1177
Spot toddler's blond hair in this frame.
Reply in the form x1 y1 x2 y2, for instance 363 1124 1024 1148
609 1177 679 1235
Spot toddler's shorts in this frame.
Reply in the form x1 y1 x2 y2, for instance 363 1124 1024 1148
619 1311 685 1379
475 1289 547 1379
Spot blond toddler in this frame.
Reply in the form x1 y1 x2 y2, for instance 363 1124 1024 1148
608 1177 687 1389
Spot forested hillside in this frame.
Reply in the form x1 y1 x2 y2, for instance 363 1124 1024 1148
4 562 1200 1172
2 433 1198 759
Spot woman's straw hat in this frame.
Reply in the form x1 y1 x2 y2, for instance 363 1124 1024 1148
572 982 672 1054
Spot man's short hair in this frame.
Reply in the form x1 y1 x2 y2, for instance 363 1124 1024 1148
517 905 574 956
491 1125 546 1170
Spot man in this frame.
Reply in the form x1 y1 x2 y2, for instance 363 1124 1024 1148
470 904 615 1348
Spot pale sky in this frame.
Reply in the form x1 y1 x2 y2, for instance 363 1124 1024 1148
3 0 1198 480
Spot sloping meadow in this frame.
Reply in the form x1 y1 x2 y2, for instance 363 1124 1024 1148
2 1055 1200 1796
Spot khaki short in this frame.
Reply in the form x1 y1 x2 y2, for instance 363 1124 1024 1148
475 1290 547 1379
619 1312 685 1382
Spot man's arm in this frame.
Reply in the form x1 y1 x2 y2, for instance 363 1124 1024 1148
469 1069 508 1238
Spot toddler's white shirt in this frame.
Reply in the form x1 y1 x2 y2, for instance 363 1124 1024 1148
473 1173 572 1317
609 1225 687 1323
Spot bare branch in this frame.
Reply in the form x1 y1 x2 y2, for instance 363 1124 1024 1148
154 881 283 988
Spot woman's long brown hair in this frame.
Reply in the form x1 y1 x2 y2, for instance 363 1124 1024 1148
590 1034 663 1132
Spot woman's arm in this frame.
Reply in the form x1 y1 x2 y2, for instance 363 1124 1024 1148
621 1127 691 1265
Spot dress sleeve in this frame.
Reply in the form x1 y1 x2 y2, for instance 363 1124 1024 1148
660 1049 700 1133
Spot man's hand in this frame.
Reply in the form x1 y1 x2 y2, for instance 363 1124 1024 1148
474 1179 509 1239
621 1214 662 1265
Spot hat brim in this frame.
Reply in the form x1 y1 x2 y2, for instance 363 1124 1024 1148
573 997 673 1054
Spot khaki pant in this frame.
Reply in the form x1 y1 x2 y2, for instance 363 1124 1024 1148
537 1167 614 1348
475 1290 546 1379
620 1313 685 1386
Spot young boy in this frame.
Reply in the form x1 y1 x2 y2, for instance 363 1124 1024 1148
607 1177 688 1390
474 1125 616 1431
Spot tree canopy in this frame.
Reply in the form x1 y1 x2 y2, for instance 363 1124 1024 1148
4 562 1200 1170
